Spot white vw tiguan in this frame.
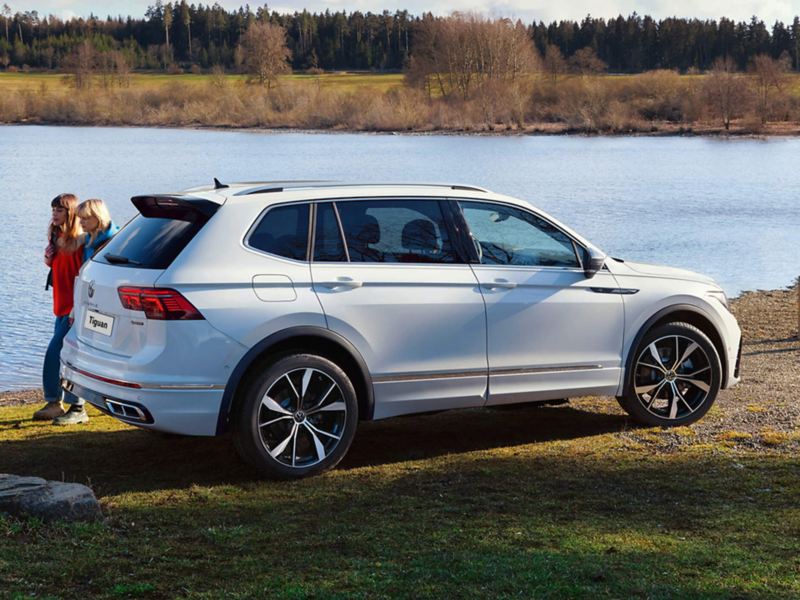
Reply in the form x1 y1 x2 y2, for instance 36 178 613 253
61 181 742 478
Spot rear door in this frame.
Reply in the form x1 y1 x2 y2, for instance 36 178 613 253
457 199 625 405
75 196 215 357
310 198 488 419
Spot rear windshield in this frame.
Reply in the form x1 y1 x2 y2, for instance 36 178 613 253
94 215 204 269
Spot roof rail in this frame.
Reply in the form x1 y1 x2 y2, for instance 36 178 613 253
233 182 489 196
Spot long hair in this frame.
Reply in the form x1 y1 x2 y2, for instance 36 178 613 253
77 199 112 245
49 193 83 253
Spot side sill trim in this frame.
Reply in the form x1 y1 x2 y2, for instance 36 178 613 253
373 364 603 383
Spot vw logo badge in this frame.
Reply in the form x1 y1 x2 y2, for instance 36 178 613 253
88 281 95 298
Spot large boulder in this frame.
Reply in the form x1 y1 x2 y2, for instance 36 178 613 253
0 474 102 521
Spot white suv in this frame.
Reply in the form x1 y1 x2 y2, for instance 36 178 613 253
61 182 741 478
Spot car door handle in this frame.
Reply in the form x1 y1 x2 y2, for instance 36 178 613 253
483 279 517 290
320 277 363 290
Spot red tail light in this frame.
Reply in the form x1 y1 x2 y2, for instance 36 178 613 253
118 287 204 320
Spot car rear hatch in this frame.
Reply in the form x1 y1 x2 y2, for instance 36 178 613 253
74 195 219 358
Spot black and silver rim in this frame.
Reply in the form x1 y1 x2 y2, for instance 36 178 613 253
258 368 347 468
634 335 713 420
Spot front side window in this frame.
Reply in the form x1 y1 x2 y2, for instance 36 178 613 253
249 203 310 261
460 201 580 268
336 199 459 264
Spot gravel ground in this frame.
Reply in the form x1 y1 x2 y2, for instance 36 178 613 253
608 282 800 450
3 283 798 448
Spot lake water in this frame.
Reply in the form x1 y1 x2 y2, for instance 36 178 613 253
1 125 798 391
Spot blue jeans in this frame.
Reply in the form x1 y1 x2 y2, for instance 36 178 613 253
42 316 82 406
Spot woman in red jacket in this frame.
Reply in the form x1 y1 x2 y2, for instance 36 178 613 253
34 194 84 423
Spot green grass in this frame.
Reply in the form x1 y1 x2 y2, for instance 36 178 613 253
1 401 799 598
0 71 405 94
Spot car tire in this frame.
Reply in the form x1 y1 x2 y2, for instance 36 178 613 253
617 322 721 427
232 354 359 479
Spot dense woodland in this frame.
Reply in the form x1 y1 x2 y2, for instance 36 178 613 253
2 3 800 73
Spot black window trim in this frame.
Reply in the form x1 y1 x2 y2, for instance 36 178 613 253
311 196 470 266
453 198 588 271
245 196 498 266
309 201 350 263
331 201 351 263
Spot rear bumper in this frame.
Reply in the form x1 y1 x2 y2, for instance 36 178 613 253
61 362 224 436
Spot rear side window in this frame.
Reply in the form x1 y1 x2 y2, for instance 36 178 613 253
336 199 459 264
249 204 310 261
314 202 347 262
95 216 204 269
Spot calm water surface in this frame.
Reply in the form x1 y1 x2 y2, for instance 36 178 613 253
1 126 798 390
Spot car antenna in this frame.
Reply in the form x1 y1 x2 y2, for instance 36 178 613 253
213 177 229 189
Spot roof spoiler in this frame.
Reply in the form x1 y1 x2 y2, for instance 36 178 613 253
131 195 219 222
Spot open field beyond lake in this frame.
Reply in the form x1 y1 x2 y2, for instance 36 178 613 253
0 71 406 94
3 70 800 135
1 285 798 598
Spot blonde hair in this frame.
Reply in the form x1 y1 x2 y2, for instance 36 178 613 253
77 199 112 244
49 193 83 253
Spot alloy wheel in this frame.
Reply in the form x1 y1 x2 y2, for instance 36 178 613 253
257 368 347 468
633 334 713 421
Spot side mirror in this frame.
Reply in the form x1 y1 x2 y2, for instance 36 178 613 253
582 247 606 279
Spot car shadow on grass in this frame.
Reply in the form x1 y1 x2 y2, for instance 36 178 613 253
0 402 633 496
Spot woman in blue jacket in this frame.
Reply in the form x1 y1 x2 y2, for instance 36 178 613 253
77 199 120 263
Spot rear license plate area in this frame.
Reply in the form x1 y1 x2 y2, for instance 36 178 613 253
84 309 114 336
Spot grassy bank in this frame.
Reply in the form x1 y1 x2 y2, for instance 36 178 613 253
0 285 798 598
2 71 800 135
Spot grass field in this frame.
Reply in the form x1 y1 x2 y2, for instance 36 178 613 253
1 286 799 598
0 71 406 94
1 403 799 599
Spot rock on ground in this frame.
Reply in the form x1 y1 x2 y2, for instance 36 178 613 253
0 474 102 521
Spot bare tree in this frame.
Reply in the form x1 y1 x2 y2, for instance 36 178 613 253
2 4 10 41
66 40 96 89
406 14 540 101
240 21 292 88
570 47 607 75
163 2 172 57
544 43 567 85
750 54 787 123
180 1 192 58
704 56 746 130
99 50 131 88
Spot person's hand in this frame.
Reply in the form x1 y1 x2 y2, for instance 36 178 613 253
44 243 55 266
68 309 74 327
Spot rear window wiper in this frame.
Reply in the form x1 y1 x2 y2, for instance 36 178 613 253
104 253 142 266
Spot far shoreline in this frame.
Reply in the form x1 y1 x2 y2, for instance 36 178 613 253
3 119 800 139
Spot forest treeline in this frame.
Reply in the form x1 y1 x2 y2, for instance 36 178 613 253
2 3 800 73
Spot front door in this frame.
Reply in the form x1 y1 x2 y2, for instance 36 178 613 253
310 199 488 419
458 200 625 405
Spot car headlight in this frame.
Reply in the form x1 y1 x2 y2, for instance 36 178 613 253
706 289 729 310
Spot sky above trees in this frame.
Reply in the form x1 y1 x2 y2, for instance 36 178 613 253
20 0 800 25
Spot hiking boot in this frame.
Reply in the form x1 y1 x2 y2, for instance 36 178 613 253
33 402 65 421
53 405 89 426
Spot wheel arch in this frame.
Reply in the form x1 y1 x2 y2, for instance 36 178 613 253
216 326 374 435
623 304 728 394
